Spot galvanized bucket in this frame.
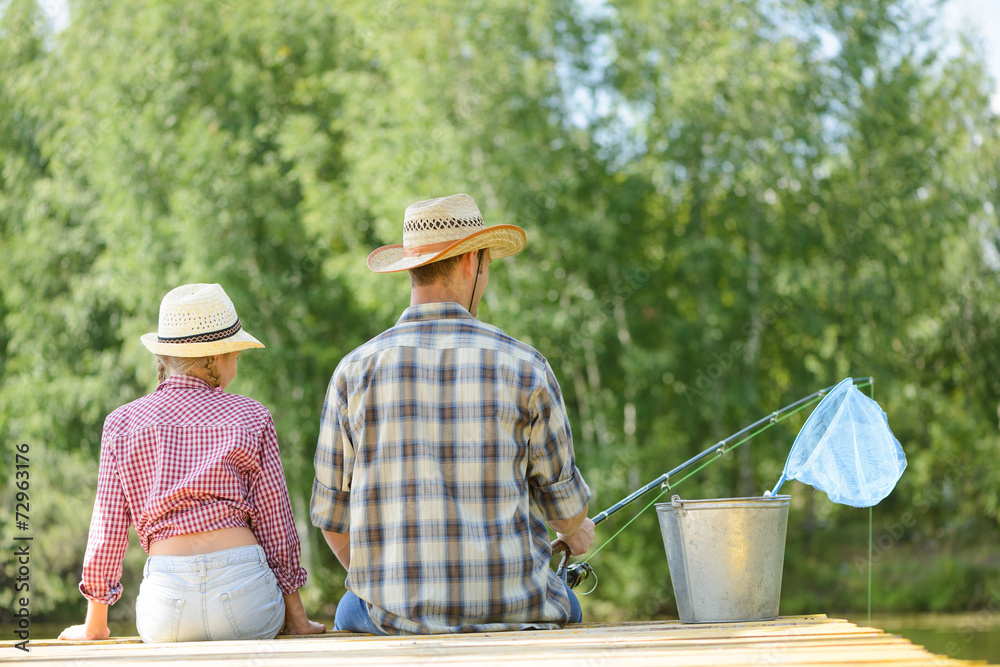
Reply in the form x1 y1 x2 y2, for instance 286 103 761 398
655 494 791 623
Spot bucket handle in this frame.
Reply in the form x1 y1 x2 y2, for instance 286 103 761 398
671 494 686 516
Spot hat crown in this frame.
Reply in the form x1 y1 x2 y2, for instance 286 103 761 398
157 284 239 340
402 193 484 247
366 192 526 273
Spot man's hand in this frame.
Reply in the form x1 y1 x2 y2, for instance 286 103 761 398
548 505 594 557
556 517 596 557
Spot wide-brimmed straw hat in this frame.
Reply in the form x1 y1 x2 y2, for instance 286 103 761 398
140 283 264 358
366 193 526 273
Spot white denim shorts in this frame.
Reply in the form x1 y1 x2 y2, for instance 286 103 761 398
135 544 284 643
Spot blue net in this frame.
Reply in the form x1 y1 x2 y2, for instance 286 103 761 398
775 378 906 507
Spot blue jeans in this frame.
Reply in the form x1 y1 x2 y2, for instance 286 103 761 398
135 545 284 642
334 590 387 635
334 583 583 634
565 584 583 624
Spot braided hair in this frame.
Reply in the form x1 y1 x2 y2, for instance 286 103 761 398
156 355 222 388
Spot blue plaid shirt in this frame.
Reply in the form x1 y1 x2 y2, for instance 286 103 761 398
311 302 591 634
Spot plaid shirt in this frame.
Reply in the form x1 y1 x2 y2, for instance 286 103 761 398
80 374 308 604
311 302 591 634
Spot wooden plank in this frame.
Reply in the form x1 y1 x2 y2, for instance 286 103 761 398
1 616 991 667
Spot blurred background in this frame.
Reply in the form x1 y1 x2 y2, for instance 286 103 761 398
1 0 998 659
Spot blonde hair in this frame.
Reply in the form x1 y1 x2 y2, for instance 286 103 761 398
156 355 221 388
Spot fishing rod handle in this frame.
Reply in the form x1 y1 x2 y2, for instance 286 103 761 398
551 539 572 581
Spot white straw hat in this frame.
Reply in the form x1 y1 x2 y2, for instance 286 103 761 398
366 193 526 273
140 283 264 358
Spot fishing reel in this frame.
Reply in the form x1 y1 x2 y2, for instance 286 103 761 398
554 541 597 590
563 560 595 589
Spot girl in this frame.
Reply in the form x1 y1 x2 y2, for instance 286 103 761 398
60 284 325 642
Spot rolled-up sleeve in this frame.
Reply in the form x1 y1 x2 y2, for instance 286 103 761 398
247 416 308 595
310 373 354 534
526 362 591 521
80 419 131 604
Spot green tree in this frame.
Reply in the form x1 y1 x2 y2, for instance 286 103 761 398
1 0 998 628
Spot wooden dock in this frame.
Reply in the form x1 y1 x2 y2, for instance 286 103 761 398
3 615 993 666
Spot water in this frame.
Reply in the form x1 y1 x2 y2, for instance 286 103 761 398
849 613 1000 663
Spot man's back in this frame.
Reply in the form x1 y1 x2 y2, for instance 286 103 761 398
311 302 590 634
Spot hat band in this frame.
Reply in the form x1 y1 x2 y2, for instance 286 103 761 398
403 240 457 257
157 318 243 344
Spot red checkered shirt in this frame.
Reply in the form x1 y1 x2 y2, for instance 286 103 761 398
79 374 308 604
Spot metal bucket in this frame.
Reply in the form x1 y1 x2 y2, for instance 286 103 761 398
655 494 790 623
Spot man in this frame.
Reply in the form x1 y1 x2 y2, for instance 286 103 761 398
310 193 595 635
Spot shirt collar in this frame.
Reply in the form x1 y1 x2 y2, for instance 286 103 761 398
396 302 475 326
156 374 217 393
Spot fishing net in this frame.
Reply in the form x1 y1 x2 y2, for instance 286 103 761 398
775 378 906 507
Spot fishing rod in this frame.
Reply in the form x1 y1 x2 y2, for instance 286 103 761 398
554 377 874 588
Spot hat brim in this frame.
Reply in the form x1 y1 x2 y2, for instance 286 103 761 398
367 225 526 273
140 329 265 358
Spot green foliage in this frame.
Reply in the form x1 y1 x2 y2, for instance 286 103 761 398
1 0 998 626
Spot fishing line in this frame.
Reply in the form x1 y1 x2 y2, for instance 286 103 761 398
866 380 875 627
578 569 600 596
575 380 875 568
868 506 873 627
586 490 667 562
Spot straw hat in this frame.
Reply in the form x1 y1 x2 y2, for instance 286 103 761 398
366 193 526 273
140 283 264 358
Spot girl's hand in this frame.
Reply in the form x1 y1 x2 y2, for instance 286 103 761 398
59 600 111 640
283 618 327 635
58 623 110 641
281 591 327 635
